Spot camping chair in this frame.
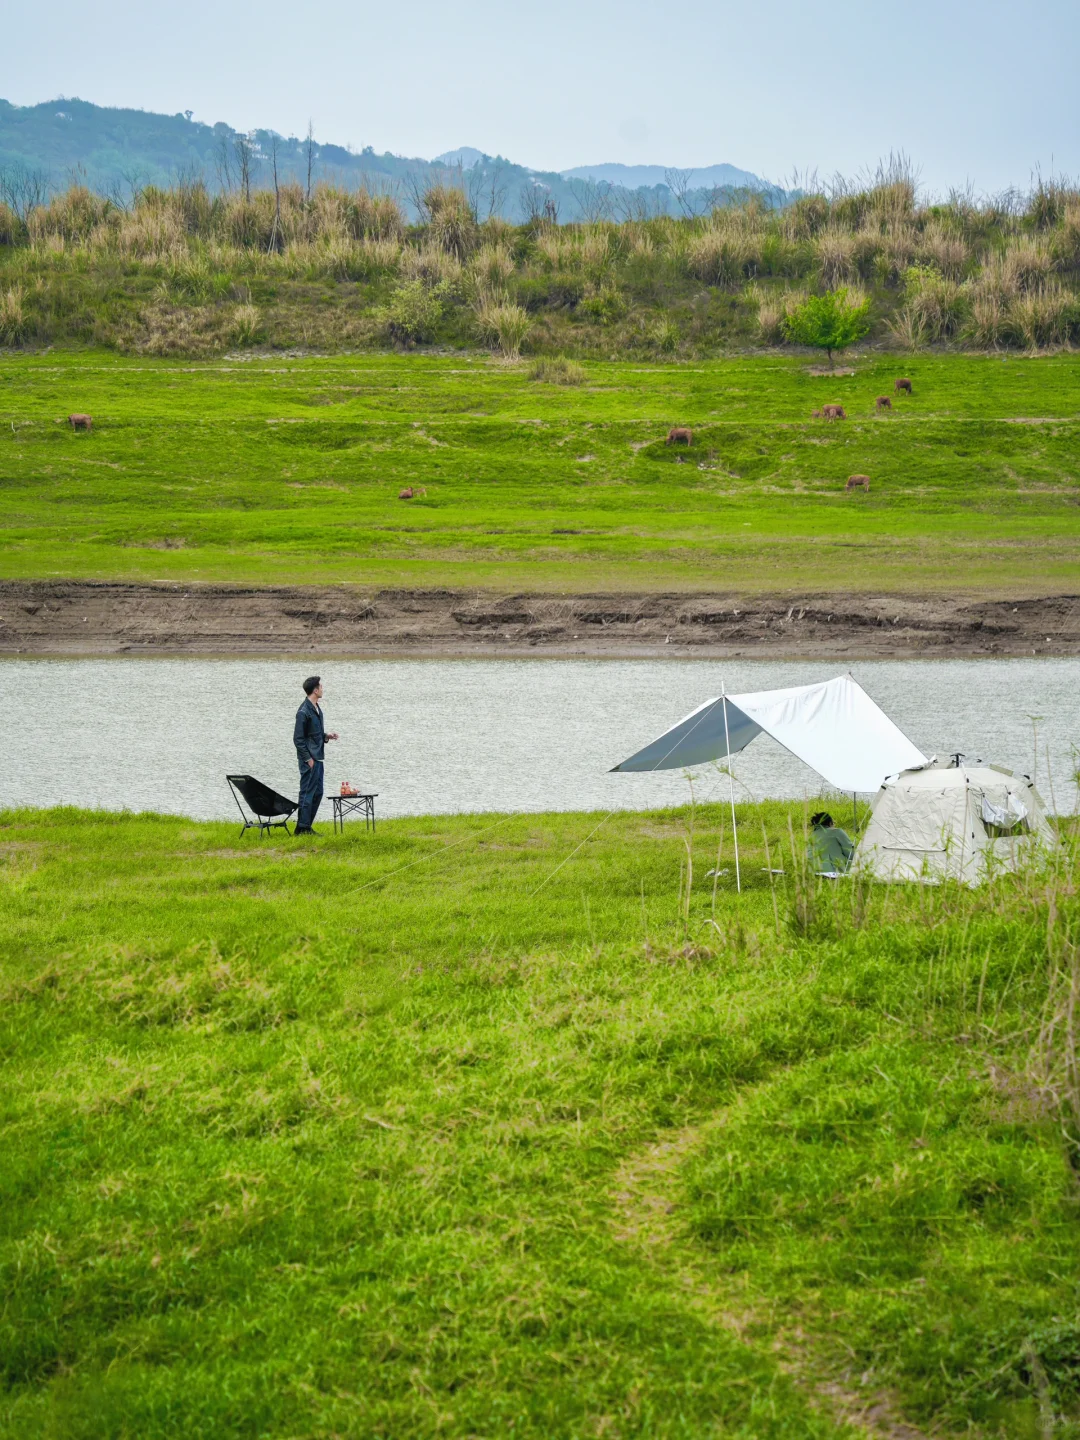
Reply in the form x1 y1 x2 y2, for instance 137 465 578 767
226 774 298 838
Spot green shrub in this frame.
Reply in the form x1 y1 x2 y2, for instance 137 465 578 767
579 285 627 325
385 279 446 342
651 318 679 354
513 274 585 311
782 286 871 362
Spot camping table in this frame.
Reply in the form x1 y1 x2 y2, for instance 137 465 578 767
331 792 377 834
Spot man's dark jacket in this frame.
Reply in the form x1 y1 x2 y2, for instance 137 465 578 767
294 697 327 765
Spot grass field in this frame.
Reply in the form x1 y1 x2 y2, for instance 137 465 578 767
2 801 1079 1437
1 350 1079 593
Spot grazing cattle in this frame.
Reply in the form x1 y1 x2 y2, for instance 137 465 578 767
398 485 427 500
68 413 93 431
666 427 693 446
846 474 871 492
875 395 892 411
895 378 913 395
821 404 846 420
811 409 822 419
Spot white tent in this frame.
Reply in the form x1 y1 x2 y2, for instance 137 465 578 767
854 760 1056 884
611 674 927 793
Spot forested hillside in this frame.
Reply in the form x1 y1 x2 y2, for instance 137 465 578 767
0 97 772 224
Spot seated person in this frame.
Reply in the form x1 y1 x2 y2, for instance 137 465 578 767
807 811 855 873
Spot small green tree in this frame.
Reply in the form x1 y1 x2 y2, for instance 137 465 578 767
783 287 871 363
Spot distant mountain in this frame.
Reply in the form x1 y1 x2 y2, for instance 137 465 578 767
562 161 765 191
0 98 784 221
432 146 487 170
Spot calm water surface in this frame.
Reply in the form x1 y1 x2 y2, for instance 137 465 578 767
2 658 1078 820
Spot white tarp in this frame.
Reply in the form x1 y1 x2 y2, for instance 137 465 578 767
611 674 927 793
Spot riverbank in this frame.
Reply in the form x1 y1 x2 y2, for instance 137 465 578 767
2 802 1077 1437
3 581 1079 658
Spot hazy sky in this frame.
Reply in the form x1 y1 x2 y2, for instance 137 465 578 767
5 0 1078 193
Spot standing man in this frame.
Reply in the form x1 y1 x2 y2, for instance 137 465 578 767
293 676 338 835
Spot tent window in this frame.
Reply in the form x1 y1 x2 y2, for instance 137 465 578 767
980 794 1029 839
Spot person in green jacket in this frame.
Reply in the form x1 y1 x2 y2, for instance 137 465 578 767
807 811 855 873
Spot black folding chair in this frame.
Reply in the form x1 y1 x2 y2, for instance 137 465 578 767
226 774 298 838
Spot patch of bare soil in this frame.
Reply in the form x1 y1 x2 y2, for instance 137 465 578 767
2 584 1079 659
611 1119 938 1440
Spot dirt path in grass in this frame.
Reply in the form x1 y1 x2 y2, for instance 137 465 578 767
611 1121 937 1440
3 582 1080 658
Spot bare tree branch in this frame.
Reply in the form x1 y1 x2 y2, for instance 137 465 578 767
0 163 51 221
305 120 317 204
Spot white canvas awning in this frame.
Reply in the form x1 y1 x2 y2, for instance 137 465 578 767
611 674 927 793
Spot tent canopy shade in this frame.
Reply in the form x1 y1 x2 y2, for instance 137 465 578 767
611 674 927 794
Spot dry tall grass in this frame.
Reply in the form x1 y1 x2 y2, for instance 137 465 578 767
751 284 808 342
474 293 531 358
469 244 515 291
1002 238 1055 293
1011 284 1069 349
400 245 462 287
3 170 1080 354
687 225 756 285
814 227 857 286
915 223 970 279
0 283 27 343
422 185 477 258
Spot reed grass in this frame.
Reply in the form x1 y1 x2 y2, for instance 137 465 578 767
0 283 27 343
230 302 262 346
474 294 532 357
1011 283 1071 350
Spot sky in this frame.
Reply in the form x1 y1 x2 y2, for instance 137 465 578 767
5 0 1078 194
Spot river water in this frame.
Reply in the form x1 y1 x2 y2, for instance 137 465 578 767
1 658 1077 820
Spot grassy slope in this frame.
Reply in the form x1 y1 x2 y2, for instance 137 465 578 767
2 803 1078 1437
1 350 1078 593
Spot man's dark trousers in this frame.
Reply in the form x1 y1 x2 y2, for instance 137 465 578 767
297 760 324 832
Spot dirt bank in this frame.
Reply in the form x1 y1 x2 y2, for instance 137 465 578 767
3 583 1079 659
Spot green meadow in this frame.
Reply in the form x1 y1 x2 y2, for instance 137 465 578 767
2 802 1079 1438
1 349 1078 593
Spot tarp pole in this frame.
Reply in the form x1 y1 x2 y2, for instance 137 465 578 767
722 685 741 894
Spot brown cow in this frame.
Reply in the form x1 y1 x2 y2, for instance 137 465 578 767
68 413 93 431
398 485 427 500
846 474 871 492
821 404 846 420
894 378 913 395
875 395 892 411
666 427 693 446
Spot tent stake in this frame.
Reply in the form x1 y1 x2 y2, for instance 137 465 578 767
722 684 741 894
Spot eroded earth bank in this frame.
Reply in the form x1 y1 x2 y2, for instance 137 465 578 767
3 583 1079 658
